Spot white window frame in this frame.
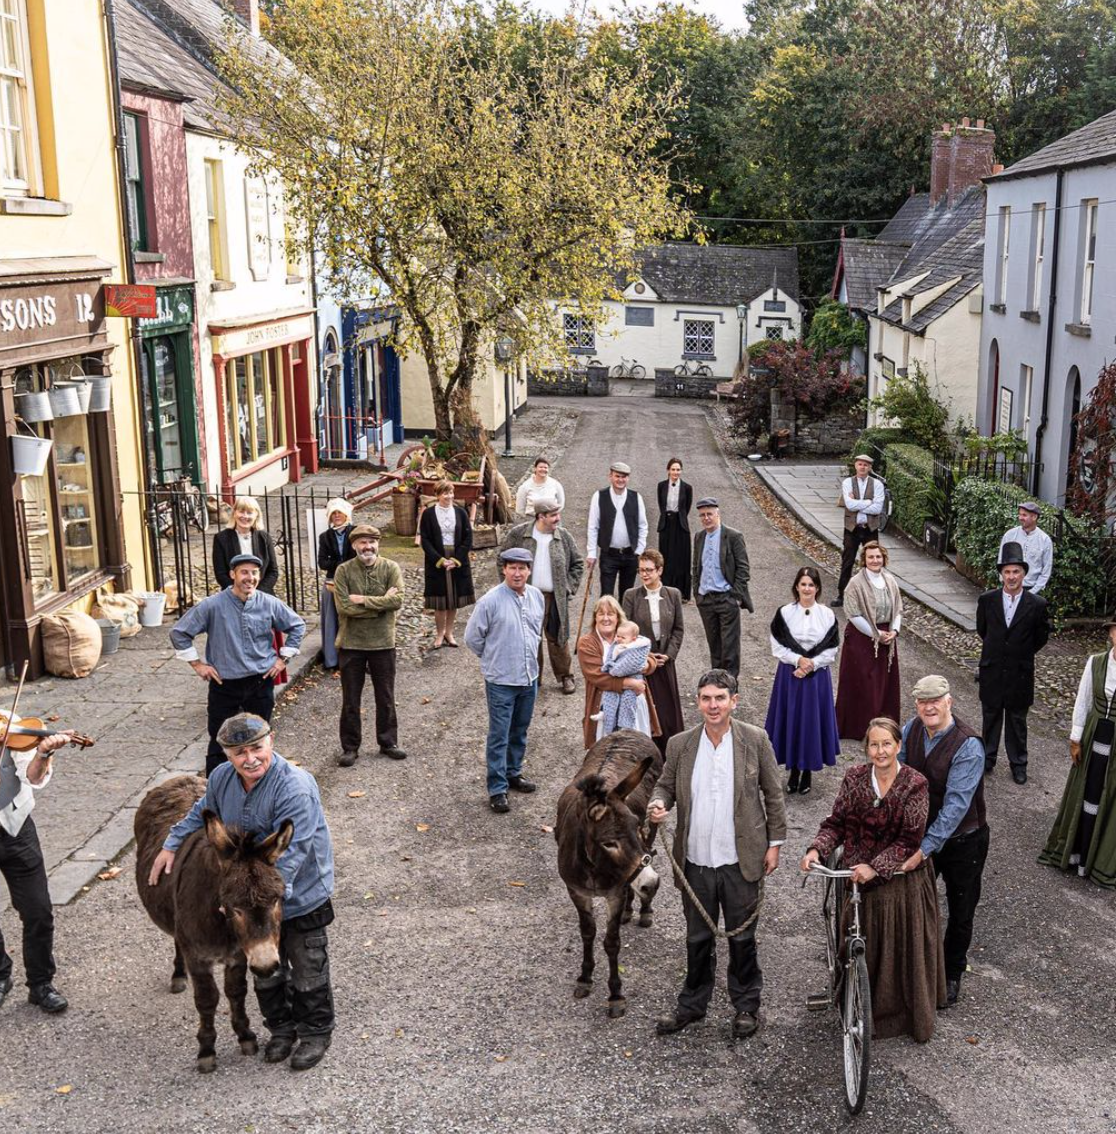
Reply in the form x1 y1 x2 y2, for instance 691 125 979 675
682 318 715 359
0 0 40 197
996 205 1010 305
1020 363 1034 433
562 313 595 353
1081 199 1098 324
1029 204 1045 311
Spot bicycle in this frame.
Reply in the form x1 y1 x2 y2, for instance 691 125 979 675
803 850 872 1115
610 357 647 380
152 476 211 540
674 359 713 378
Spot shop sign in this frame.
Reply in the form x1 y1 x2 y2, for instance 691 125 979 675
212 313 314 357
104 283 158 318
0 279 106 367
244 177 272 282
138 285 195 334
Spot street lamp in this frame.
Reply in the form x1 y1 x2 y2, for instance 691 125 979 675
736 304 748 368
495 335 516 457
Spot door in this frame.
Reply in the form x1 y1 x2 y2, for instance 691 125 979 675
145 332 199 483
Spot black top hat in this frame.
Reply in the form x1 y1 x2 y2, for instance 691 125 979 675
996 541 1029 574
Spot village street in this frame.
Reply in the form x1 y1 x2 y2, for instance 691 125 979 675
3 396 1114 1134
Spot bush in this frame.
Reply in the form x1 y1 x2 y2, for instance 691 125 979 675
869 363 951 455
952 478 1105 625
851 427 907 474
805 300 867 355
882 442 936 538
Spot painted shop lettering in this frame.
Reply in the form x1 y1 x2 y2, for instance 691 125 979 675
0 295 57 333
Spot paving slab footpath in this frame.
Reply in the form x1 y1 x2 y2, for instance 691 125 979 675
754 460 981 631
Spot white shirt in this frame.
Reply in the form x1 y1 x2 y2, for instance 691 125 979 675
666 482 680 512
531 529 555 592
1000 525 1053 593
0 747 52 838
769 602 838 669
687 727 738 868
515 475 565 516
1002 587 1023 627
434 503 457 548
644 584 663 640
586 487 648 559
849 570 903 637
237 531 254 557
1071 651 1116 742
842 475 884 525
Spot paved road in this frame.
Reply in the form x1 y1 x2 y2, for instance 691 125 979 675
3 397 1113 1134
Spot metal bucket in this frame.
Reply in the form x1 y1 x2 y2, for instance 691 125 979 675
88 375 112 413
14 391 54 423
96 618 121 655
72 380 93 413
48 383 83 418
11 434 53 476
138 591 167 627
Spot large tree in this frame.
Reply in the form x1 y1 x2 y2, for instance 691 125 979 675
220 0 690 441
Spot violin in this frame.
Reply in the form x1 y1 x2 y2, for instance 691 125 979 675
0 711 94 751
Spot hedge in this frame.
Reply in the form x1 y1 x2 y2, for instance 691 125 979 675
851 427 907 475
882 442 936 539
952 478 1105 623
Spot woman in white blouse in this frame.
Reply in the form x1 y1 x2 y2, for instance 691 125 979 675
515 457 565 517
1040 615 1116 885
764 566 841 795
419 481 475 648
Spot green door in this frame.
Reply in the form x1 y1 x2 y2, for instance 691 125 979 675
144 329 199 483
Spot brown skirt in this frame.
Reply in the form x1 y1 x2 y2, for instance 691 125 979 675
647 660 684 757
843 866 946 1043
835 621 900 740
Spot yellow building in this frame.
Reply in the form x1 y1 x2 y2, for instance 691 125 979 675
0 0 148 675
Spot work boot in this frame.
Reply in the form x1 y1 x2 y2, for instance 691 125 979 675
560 676 576 695
732 1011 760 1039
264 1034 296 1063
380 746 408 760
508 775 537 793
655 1009 704 1035
338 750 359 767
489 792 510 813
28 983 68 1013
289 1036 330 1071
946 976 962 1006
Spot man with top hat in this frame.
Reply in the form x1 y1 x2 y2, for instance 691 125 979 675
999 501 1054 594
331 524 407 767
501 497 585 695
899 674 989 1006
586 461 648 599
464 547 544 813
171 553 306 776
148 713 336 1070
975 540 1050 784
691 498 752 679
834 453 885 606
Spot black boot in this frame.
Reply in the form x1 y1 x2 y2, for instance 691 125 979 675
799 771 813 796
28 983 68 1013
786 769 800 794
290 1035 331 1070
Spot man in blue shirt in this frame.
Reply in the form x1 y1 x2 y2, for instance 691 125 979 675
691 498 752 678
898 674 989 1007
465 547 544 813
148 713 335 1070
170 553 306 775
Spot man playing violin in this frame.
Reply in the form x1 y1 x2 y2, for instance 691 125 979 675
0 721 75 1013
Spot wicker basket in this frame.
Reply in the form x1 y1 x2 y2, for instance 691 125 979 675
392 490 418 536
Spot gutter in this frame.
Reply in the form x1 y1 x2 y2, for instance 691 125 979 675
1032 169 1064 498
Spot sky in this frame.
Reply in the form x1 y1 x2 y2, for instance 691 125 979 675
523 0 749 33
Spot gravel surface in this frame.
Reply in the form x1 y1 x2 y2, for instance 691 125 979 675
4 397 1115 1134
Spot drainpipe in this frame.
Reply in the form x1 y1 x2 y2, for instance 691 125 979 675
103 0 162 587
1031 170 1064 499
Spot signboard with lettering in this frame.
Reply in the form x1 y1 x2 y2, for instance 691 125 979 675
244 177 271 282
211 313 315 358
138 285 195 335
0 278 107 367
104 283 158 318
997 387 1014 434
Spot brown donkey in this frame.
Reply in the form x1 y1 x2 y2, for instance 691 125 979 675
555 729 662 1018
134 776 293 1072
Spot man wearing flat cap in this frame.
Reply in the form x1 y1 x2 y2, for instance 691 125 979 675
692 498 752 678
465 547 544 813
999 502 1053 594
898 675 989 1007
331 525 407 767
149 714 336 1070
834 454 885 606
501 498 584 695
975 541 1050 784
171 553 306 776
586 461 648 599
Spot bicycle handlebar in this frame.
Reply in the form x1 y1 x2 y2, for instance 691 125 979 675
802 863 854 879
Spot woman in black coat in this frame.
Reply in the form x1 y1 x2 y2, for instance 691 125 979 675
317 496 356 669
419 481 475 648
212 496 279 593
656 457 692 601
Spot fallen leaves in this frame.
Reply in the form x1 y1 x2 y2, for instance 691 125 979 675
415 823 430 832
97 866 122 881
348 790 367 799
540 824 553 834
55 1085 73 1095
965 1035 980 1045
494 1054 507 1063
507 880 526 888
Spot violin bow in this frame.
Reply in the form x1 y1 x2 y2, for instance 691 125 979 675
0 660 29 755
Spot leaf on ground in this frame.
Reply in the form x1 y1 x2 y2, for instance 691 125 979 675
401 855 412 862
540 825 553 833
97 866 122 881
394 1028 404 1038
965 1035 980 1045
624 1050 633 1058
55 1085 73 1094
494 1054 507 1063
421 696 432 704
507 880 526 887
363 892 375 900
348 790 367 798
360 1032 370 1040
415 823 430 832
465 907 477 914
46 714 60 722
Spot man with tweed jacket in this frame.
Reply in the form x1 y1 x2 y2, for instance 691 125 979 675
500 497 585 694
648 669 785 1040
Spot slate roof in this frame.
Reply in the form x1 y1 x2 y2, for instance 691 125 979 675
877 193 932 244
628 243 799 306
839 238 910 311
989 107 1116 181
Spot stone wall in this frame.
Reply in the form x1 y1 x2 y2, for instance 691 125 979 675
794 403 866 455
653 368 722 399
528 366 610 397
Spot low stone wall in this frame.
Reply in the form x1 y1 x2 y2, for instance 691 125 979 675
653 368 722 399
795 404 865 455
529 365 610 397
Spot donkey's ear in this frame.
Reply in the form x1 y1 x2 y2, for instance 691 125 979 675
577 774 609 821
204 810 236 859
258 819 294 865
611 756 654 802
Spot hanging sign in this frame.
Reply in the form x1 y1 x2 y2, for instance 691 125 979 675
104 283 158 318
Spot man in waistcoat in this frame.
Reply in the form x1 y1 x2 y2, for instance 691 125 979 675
833 454 884 607
899 674 989 1007
586 462 648 598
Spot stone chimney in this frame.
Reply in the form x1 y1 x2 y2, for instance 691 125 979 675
947 119 995 204
929 124 953 206
230 0 260 36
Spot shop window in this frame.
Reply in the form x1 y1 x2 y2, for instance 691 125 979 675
224 348 287 470
204 158 228 280
683 318 715 359
0 0 39 196
123 112 149 251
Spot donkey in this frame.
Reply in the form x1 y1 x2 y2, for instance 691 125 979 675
555 729 662 1018
134 776 293 1072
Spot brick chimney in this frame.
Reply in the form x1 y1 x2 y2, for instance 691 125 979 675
930 124 953 206
947 119 995 204
230 0 260 36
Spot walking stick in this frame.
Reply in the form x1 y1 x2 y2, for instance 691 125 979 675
572 561 596 656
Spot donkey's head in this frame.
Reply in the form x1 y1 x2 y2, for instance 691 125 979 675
575 755 656 889
203 811 293 976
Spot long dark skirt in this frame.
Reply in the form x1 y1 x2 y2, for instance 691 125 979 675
659 514 691 601
835 622 900 740
843 866 946 1042
423 542 475 611
764 663 840 772
647 660 685 757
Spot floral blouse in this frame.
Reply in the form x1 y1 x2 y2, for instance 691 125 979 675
809 764 929 882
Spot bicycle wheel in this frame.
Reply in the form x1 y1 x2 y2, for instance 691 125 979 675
609 364 625 379
842 950 872 1115
673 364 688 376
631 364 646 380
695 364 713 377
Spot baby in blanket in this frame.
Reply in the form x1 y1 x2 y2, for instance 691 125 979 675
591 620 651 735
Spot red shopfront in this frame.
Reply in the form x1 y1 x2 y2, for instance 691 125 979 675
209 309 319 497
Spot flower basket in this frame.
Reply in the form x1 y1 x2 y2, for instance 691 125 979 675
392 489 418 536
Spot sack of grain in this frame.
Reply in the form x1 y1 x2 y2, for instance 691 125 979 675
41 610 103 678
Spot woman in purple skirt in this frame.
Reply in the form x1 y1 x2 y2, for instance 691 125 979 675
765 567 841 796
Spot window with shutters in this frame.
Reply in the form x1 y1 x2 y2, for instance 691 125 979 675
123 113 149 250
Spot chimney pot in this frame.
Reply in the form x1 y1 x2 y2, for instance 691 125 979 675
992 162 1004 174
961 116 971 127
976 119 985 129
